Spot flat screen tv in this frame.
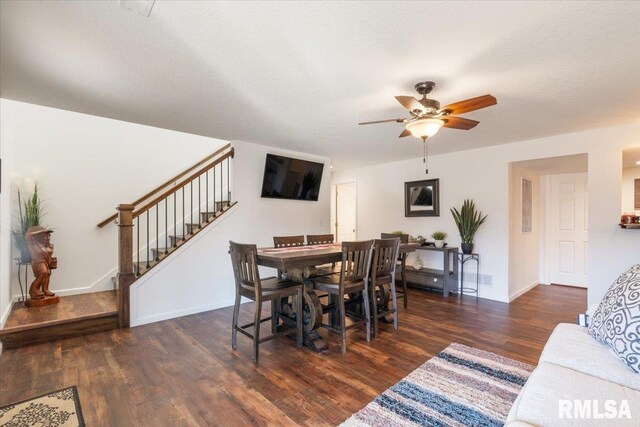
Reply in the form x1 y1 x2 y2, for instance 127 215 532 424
261 154 324 201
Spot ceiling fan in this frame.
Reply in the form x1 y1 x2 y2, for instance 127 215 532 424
359 81 496 173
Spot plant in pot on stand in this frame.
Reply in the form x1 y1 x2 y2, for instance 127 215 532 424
451 199 487 255
431 231 447 248
12 183 44 263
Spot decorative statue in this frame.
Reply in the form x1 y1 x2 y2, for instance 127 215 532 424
25 226 59 307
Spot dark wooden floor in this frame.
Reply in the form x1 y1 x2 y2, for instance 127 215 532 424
0 285 585 426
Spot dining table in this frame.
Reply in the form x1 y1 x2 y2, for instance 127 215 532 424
256 241 420 352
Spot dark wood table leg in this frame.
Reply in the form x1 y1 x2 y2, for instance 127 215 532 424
453 251 460 296
276 279 327 352
400 254 408 308
443 250 450 297
301 278 327 352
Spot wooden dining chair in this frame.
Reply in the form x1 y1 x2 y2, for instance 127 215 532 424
370 238 401 337
271 235 308 334
381 233 409 308
306 234 339 276
306 234 335 245
229 241 303 364
314 240 374 353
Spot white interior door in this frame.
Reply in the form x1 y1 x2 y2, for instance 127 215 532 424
335 182 356 242
547 173 588 287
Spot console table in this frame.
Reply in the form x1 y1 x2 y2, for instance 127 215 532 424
404 245 459 297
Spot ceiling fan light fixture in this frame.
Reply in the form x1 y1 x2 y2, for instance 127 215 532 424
405 118 444 140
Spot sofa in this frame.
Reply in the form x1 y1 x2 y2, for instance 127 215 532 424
506 321 640 426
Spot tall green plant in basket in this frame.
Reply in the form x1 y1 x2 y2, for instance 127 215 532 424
12 183 44 263
450 199 487 255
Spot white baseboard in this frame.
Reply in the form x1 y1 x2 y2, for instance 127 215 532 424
11 267 117 302
131 297 240 327
0 301 12 329
509 281 539 302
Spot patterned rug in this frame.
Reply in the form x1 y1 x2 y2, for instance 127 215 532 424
342 343 534 427
0 386 85 427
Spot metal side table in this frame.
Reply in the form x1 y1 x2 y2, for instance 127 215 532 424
15 257 31 303
457 253 479 298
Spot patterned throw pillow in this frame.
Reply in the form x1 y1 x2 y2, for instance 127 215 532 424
589 264 640 373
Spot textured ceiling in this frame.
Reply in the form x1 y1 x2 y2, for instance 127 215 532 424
1 1 639 170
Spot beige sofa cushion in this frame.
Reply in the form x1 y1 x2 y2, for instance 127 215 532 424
507 363 640 426
540 323 640 391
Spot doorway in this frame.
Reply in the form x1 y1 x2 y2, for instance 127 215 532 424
334 182 356 242
508 154 589 301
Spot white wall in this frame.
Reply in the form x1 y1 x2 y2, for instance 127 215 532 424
129 140 331 326
1 99 227 301
0 100 14 330
332 123 640 305
508 164 541 300
622 167 640 214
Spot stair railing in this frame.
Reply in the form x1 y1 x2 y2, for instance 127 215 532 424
97 143 232 228
115 145 235 327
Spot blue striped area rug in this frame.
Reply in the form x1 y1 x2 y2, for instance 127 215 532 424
341 343 534 427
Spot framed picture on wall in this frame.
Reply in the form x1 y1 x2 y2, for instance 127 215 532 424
405 179 439 217
521 178 533 233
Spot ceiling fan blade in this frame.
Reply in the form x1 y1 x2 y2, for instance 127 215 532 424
358 118 405 125
395 96 425 112
438 94 496 115
399 129 411 138
442 116 479 130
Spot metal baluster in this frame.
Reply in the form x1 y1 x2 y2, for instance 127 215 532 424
190 181 193 234
173 192 177 248
182 187 185 241
227 157 231 206
136 216 140 276
146 210 150 269
211 165 218 216
155 203 159 261
206 169 209 222
198 175 202 228
165 197 168 254
220 160 223 210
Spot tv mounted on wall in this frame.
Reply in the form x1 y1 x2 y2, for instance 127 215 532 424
261 154 324 201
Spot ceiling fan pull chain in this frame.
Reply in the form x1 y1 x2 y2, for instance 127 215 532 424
423 138 429 174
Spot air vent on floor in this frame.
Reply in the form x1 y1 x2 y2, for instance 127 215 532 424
119 0 156 17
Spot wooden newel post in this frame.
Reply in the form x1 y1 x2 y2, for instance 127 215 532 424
117 204 135 328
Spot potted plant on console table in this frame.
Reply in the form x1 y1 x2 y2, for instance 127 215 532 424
431 231 447 248
451 199 487 255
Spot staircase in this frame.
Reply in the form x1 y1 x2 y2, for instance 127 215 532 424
0 144 236 349
111 144 236 327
